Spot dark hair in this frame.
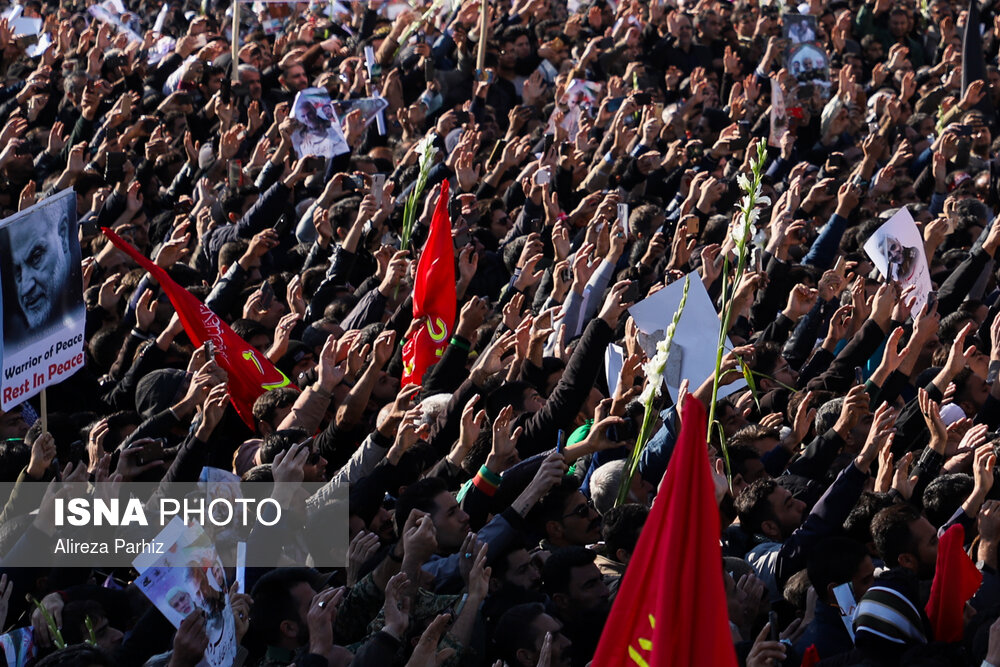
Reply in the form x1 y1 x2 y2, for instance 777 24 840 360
394 476 449 535
734 478 779 535
218 240 249 271
61 600 106 646
0 441 30 483
871 504 922 568
34 645 115 667
601 504 648 559
843 492 895 546
252 388 300 427
807 537 868 603
493 603 546 665
241 464 273 482
727 444 762 481
231 318 270 343
259 428 309 464
541 546 596 598
750 341 784 377
249 567 320 645
528 476 582 533
486 382 531 420
922 474 974 528
730 424 781 449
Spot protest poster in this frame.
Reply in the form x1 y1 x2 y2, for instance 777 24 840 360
291 88 350 159
783 13 817 45
134 518 238 667
863 207 932 311
0 190 85 410
331 95 389 131
628 272 746 401
87 4 143 43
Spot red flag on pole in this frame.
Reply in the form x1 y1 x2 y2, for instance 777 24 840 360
925 523 982 642
102 227 294 429
591 396 738 667
401 180 456 385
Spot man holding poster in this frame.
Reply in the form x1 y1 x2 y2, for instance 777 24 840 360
0 189 85 410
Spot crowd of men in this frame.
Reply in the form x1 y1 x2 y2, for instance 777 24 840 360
4 0 1000 664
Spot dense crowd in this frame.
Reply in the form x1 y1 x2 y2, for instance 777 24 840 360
5 0 1000 664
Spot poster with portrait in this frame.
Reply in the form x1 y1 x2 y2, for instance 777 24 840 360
133 518 237 667
0 189 85 410
863 207 932 312
787 42 831 96
291 87 350 159
782 13 817 45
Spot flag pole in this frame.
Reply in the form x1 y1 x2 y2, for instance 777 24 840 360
475 0 487 79
231 0 240 83
40 388 47 434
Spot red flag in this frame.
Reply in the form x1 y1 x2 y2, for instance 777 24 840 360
102 227 294 429
401 180 456 385
801 644 820 667
591 397 738 667
925 523 982 642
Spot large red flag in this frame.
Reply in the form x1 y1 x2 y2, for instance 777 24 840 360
401 180 456 385
592 397 738 667
102 227 294 429
925 523 982 642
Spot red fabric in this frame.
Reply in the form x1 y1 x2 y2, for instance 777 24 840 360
102 227 294 429
801 644 820 667
401 180 456 385
925 523 982 642
591 397 738 667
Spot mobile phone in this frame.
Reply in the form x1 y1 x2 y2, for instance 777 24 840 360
597 37 614 49
556 429 565 454
854 366 864 385
204 340 215 363
953 124 972 137
220 76 232 104
454 110 470 125
453 227 472 249
927 291 937 311
304 156 326 173
752 246 762 273
228 160 242 189
606 96 625 113
768 611 779 642
825 181 838 195
105 151 125 183
342 175 363 191
372 173 386 202
137 439 166 466
534 168 551 186
833 255 846 276
488 139 506 167
542 133 555 153
259 281 275 309
141 117 158 133
634 92 651 106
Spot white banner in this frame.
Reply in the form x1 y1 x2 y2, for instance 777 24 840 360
0 189 85 409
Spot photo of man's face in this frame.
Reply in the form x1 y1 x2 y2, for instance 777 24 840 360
168 589 195 615
7 210 71 329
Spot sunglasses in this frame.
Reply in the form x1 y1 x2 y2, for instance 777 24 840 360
562 498 594 520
